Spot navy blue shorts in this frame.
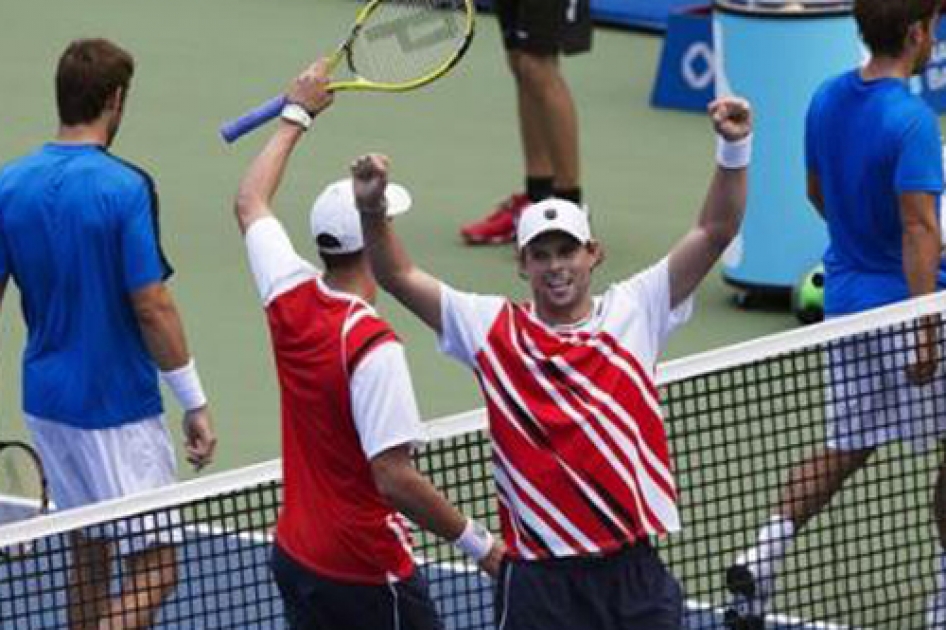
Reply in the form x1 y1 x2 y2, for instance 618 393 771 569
494 541 683 630
270 544 444 630
495 0 593 56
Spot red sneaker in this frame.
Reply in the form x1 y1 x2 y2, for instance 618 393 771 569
460 193 530 245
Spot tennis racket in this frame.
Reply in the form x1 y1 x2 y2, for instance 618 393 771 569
0 440 50 559
220 0 475 144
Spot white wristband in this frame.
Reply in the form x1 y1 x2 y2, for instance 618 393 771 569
716 134 753 170
280 103 313 130
160 359 208 412
453 519 494 562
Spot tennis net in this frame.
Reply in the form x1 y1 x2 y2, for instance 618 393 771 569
3 292 946 628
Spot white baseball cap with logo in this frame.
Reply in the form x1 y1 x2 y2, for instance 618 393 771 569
309 178 412 254
516 198 592 250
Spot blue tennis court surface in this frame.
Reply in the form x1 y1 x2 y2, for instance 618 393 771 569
1 510 846 629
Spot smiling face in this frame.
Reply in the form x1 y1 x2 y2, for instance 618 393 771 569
518 231 603 326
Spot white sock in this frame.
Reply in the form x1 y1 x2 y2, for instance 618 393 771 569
745 514 795 567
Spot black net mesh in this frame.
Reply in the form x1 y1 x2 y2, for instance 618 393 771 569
2 295 945 628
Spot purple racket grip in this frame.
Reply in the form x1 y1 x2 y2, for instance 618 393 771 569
220 95 289 144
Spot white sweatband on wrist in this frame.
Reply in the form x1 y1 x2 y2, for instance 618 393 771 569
280 103 313 130
454 519 494 562
161 359 208 411
716 134 753 170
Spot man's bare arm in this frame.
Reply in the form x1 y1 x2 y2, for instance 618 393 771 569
807 171 825 218
371 446 505 577
901 191 940 299
667 97 752 309
354 154 445 334
234 60 334 234
131 282 216 470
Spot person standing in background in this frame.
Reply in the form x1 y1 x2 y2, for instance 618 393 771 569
460 0 591 245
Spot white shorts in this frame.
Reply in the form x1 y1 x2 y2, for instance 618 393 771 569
825 327 946 452
26 414 179 553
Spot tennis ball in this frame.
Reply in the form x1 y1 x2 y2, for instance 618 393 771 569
793 263 824 325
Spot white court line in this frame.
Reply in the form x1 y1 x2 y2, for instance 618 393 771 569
0 493 40 509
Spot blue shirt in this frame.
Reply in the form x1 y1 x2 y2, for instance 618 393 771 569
0 143 173 429
806 70 945 316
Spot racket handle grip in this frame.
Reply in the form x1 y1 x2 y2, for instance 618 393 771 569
219 95 288 144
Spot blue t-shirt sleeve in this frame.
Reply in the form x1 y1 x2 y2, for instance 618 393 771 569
121 182 169 292
896 107 944 194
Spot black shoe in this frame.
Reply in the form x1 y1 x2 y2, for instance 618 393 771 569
723 563 768 630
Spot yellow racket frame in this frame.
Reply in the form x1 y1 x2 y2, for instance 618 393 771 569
325 0 475 92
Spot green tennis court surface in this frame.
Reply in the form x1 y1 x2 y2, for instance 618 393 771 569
0 505 849 629
2 0 945 627
0 0 798 472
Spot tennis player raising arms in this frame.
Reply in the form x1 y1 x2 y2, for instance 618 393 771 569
0 38 216 629
356 96 753 629
233 59 504 630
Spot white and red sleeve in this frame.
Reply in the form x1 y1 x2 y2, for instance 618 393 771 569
244 216 319 306
350 342 426 459
438 283 505 369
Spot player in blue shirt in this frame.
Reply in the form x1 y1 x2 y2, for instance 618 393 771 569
0 38 216 628
725 1 944 628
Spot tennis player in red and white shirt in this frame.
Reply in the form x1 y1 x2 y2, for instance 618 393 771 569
356 97 753 630
233 60 503 630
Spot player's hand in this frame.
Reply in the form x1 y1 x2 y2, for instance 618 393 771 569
287 58 334 118
906 316 940 386
477 539 507 579
183 407 217 472
709 96 752 142
351 153 390 216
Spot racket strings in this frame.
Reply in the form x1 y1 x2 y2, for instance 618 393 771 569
348 0 470 85
0 443 45 525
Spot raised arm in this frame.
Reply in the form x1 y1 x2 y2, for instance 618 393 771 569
233 60 334 234
353 154 446 334
667 97 753 309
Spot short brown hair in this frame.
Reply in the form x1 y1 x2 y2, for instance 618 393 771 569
854 0 940 57
56 38 134 126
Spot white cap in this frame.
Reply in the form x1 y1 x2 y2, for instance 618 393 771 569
309 178 412 254
516 198 591 250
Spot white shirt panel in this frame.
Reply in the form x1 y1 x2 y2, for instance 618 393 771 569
601 257 694 370
438 257 692 371
350 342 425 460
244 216 319 306
438 284 505 368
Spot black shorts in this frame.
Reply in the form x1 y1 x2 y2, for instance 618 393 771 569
495 0 593 55
494 542 683 630
270 544 444 630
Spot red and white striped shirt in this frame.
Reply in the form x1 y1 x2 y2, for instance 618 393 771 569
439 259 692 560
245 217 424 583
